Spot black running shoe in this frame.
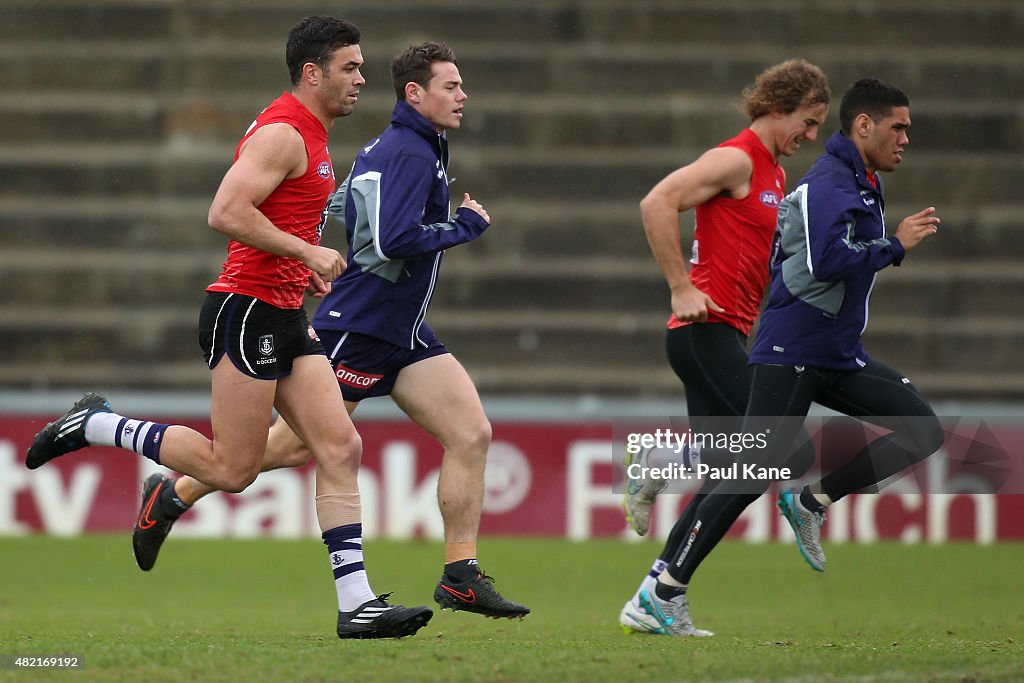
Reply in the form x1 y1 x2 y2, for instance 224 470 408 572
434 571 530 619
336 593 433 639
26 392 112 470
133 473 181 571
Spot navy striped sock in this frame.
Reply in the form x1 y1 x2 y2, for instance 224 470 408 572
112 418 169 464
323 523 376 612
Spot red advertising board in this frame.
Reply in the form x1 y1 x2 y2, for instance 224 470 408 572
2 414 1022 541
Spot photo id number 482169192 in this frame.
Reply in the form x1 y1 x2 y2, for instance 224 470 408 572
0 655 83 669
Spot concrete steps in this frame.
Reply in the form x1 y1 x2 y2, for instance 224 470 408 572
6 0 1021 48
8 300 1024 397
5 196 1024 260
2 142 1021 208
1 0 1022 400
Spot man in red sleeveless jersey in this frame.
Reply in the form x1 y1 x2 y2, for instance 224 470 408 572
128 41 529 622
619 60 830 637
25 16 433 640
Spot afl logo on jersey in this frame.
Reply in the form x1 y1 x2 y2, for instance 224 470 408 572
317 161 332 178
760 191 780 208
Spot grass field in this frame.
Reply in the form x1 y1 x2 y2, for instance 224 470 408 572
1 536 1022 682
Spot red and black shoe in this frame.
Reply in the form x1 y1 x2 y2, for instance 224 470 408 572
132 473 181 571
433 571 530 619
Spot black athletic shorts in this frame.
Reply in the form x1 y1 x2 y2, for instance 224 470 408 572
198 292 325 380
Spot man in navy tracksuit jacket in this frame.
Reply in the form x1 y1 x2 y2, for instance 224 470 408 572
661 80 945 609
310 42 528 620
750 130 907 371
315 99 488 349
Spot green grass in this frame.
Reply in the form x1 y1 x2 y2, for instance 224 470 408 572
1 536 1022 682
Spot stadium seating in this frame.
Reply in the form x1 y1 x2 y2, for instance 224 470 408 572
1 0 1022 398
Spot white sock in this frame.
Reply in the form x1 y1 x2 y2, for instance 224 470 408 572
323 525 377 612
84 411 123 445
333 555 376 612
84 411 167 461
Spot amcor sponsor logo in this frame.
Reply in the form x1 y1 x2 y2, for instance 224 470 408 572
334 363 383 389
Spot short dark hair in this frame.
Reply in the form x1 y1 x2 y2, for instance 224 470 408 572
740 59 830 120
286 16 360 86
390 41 458 101
839 78 909 135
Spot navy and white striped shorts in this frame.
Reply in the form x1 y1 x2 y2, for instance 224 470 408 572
198 292 325 380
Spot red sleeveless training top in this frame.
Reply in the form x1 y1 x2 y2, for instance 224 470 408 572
667 127 784 336
207 92 335 309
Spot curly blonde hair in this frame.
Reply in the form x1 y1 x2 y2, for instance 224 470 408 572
740 59 830 120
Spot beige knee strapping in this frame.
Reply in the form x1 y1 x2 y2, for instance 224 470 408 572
315 492 361 532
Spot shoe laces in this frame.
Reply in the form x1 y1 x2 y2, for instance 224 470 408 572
375 592 394 605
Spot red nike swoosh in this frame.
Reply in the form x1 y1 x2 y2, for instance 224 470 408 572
137 481 163 530
441 584 476 604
